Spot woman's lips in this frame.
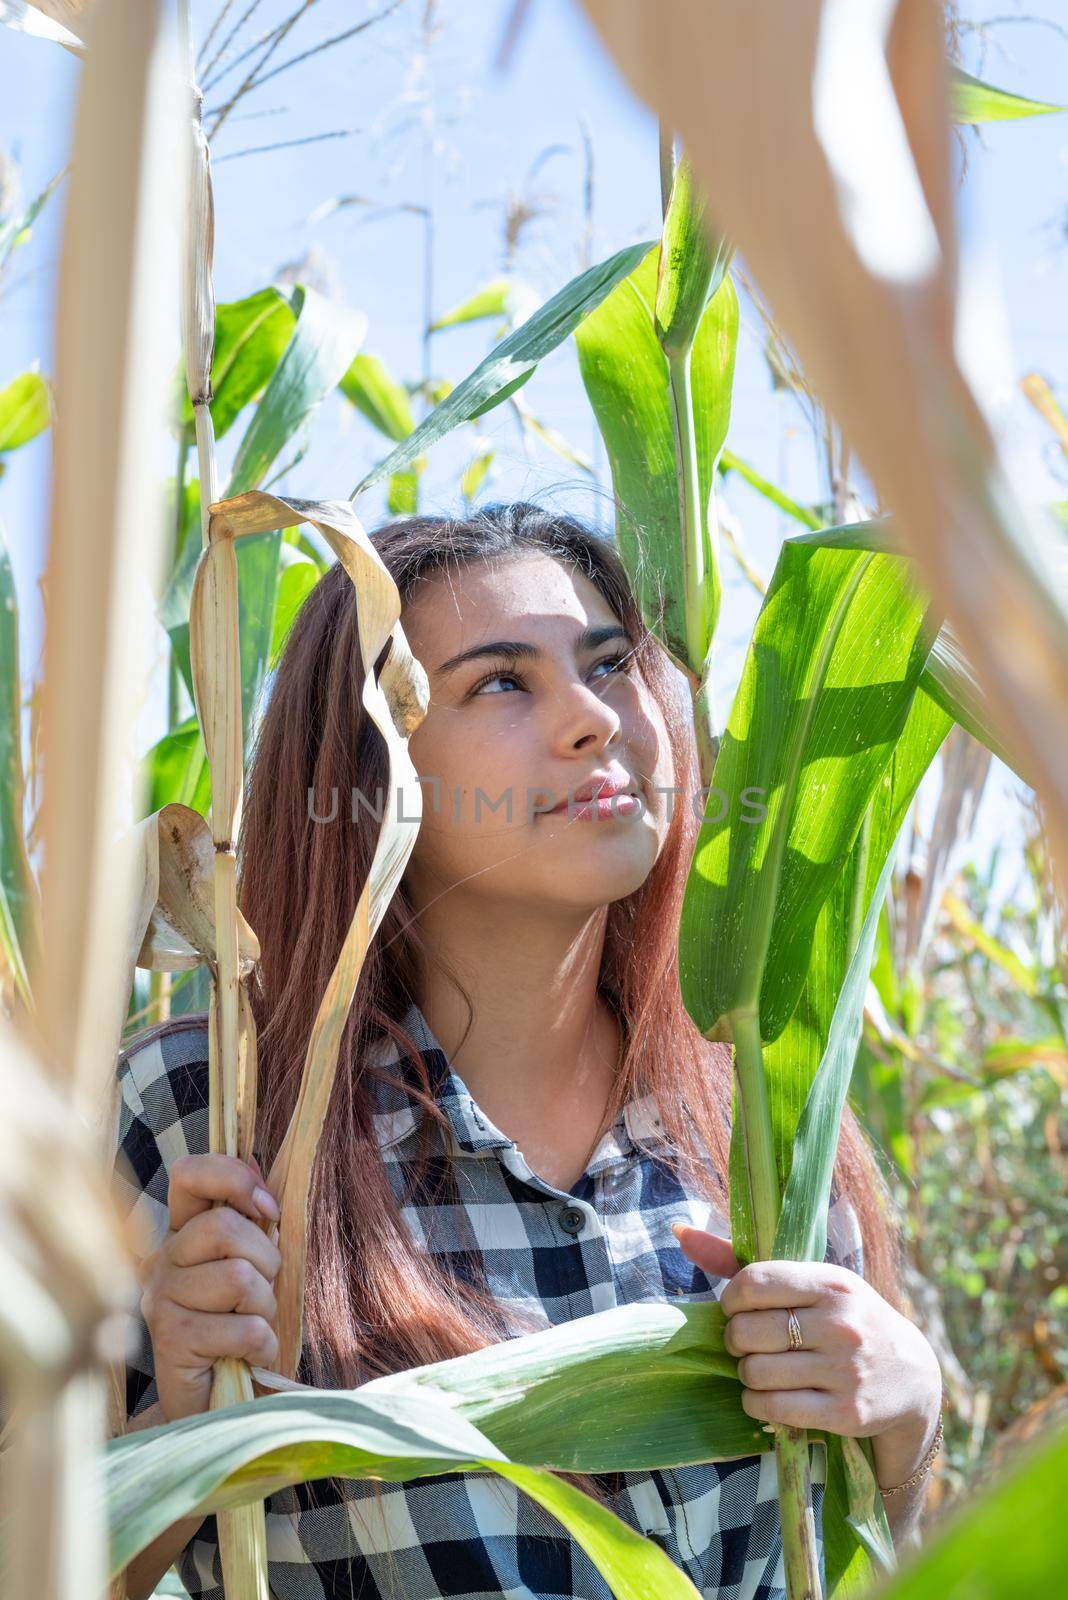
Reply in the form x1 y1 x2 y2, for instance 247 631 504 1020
544 791 642 819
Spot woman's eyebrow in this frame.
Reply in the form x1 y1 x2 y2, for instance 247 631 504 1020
433 623 630 678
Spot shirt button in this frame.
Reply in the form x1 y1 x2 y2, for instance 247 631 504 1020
558 1204 586 1235
647 1531 670 1550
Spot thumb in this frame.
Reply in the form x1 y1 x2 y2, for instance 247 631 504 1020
670 1222 741 1278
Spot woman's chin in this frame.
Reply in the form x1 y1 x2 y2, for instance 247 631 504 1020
534 828 660 894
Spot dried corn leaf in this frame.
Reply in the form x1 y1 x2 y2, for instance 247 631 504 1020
203 490 429 1379
0 0 85 51
124 801 260 975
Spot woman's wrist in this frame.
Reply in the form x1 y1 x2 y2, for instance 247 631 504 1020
871 1381 944 1491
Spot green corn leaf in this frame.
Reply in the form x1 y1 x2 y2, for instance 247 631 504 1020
107 1299 896 1596
0 370 51 452
137 713 211 821
370 1299 758 1470
174 286 296 442
104 1388 701 1600
719 450 823 531
950 65 1064 124
162 284 367 754
823 1434 895 1593
388 460 425 514
161 518 290 754
234 530 286 740
106 1297 767 1599
429 277 519 331
468 367 536 419
921 625 1023 777
786 519 899 554
461 447 495 502
850 1036 910 1180
228 284 367 497
679 537 934 1047
380 1274 890 1589
789 515 1031 778
774 844 900 1263
729 652 951 1262
0 165 66 275
269 545 323 670
574 246 738 678
871 1420 1068 1596
654 153 732 359
339 351 416 441
349 239 656 498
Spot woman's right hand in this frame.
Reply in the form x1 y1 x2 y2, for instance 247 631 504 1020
138 1153 283 1423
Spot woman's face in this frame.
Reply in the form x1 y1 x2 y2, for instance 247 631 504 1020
399 552 677 917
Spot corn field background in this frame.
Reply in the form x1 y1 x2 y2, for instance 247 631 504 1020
0 1 1066 1597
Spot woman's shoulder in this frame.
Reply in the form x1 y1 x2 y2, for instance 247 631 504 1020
113 1012 212 1205
118 1009 212 1079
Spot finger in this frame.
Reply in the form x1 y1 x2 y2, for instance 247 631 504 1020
736 1351 832 1392
160 1309 279 1371
720 1260 849 1319
740 1387 840 1431
670 1223 740 1279
168 1205 282 1282
163 1259 278 1324
168 1153 280 1234
725 1305 832 1356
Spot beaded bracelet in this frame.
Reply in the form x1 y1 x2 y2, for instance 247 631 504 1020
878 1409 944 1497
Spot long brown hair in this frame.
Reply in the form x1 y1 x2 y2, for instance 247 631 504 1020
237 500 901 1513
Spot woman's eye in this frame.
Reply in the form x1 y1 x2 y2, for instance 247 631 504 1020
468 653 631 698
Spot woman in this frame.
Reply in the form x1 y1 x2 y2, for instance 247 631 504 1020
115 501 943 1600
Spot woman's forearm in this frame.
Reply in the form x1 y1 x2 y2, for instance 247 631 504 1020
879 1470 928 1553
871 1396 942 1554
119 1402 208 1600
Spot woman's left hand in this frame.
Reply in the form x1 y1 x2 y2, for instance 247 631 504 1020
671 1224 943 1488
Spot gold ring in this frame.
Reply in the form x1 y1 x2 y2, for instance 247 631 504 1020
786 1308 804 1351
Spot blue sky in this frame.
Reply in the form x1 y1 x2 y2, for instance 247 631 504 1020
1 0 1066 898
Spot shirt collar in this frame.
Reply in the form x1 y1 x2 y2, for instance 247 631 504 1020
365 1001 670 1166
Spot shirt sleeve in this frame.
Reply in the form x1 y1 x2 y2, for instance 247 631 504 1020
111 1024 212 1424
824 1177 866 1279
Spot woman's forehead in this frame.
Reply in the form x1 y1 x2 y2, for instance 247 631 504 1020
404 553 619 644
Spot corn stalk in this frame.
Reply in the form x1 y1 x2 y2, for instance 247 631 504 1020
175 31 273 1592
0 2 182 1599
656 147 823 1600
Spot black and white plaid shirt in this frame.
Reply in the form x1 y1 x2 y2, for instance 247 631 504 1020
113 1004 864 1600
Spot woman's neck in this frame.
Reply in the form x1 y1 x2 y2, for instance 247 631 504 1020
411 889 621 1149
